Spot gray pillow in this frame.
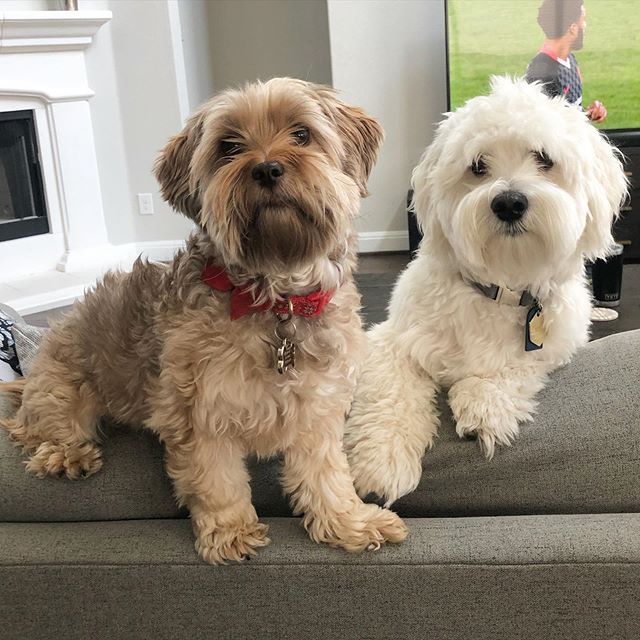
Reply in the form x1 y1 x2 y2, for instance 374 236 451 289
0 305 23 378
11 323 48 376
0 303 48 377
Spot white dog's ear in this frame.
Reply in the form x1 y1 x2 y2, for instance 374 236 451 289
579 127 628 260
154 109 206 221
410 119 448 238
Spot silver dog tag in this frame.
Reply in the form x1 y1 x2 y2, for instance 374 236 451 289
276 337 295 374
274 305 297 374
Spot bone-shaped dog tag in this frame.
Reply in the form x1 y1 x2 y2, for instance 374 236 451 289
276 337 296 374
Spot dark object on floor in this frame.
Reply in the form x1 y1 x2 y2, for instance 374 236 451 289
407 188 421 255
592 243 624 307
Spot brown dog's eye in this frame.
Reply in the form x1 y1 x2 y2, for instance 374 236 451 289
534 150 554 170
471 156 487 176
220 139 243 158
292 127 310 146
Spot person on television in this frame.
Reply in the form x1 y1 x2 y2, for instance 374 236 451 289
526 0 607 123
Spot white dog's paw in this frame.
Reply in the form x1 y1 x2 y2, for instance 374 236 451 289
344 425 425 506
449 377 528 459
454 409 519 459
307 503 408 552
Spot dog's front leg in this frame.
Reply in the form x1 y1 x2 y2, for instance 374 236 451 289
344 323 440 505
448 365 548 458
282 420 408 553
165 436 269 565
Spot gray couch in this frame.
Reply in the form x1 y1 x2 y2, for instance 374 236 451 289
1 311 640 639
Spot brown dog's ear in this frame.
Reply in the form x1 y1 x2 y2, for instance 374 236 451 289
154 110 205 221
314 86 384 197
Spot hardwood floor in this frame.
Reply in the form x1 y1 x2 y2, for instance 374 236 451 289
23 253 640 342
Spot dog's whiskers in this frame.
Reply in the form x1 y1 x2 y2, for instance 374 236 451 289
503 220 527 237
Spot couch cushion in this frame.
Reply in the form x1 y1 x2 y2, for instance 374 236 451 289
393 328 640 518
0 418 186 522
1 515 640 640
1 330 639 522
0 405 289 521
3 513 640 567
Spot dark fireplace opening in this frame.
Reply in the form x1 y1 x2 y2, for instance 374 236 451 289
0 110 49 243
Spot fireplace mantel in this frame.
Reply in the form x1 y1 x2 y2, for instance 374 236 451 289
0 10 111 53
0 10 115 279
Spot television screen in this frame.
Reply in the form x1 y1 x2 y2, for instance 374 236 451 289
446 0 640 131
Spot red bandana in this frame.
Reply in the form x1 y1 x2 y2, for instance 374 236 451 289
201 262 335 320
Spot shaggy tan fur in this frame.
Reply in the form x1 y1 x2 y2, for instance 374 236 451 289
0 78 407 564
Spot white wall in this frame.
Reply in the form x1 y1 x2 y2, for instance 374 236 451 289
79 0 136 246
80 0 193 246
176 0 215 113
207 0 332 90
99 0 193 244
327 0 447 250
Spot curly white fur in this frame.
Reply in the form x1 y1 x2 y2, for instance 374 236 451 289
345 77 628 505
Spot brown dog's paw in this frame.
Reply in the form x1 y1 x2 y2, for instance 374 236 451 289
310 503 408 553
26 441 103 480
195 522 270 565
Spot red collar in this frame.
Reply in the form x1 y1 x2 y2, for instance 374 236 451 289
201 262 335 320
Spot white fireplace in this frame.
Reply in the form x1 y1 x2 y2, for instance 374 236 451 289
0 10 113 279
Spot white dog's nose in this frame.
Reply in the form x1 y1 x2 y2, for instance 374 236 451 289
490 191 528 222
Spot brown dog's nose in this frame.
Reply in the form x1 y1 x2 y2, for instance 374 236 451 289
251 161 284 188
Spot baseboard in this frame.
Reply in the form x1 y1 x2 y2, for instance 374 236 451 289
8 284 89 317
358 230 409 253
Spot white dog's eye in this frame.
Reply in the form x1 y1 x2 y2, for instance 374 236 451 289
292 127 310 146
471 157 488 176
534 150 554 170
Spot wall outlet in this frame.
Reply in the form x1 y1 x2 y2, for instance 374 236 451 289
137 193 154 215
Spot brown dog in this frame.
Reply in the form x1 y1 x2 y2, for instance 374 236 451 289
0 78 407 564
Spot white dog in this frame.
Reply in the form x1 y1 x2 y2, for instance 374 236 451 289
345 77 628 505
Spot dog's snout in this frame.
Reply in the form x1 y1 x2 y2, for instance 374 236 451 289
490 190 528 222
251 161 284 188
